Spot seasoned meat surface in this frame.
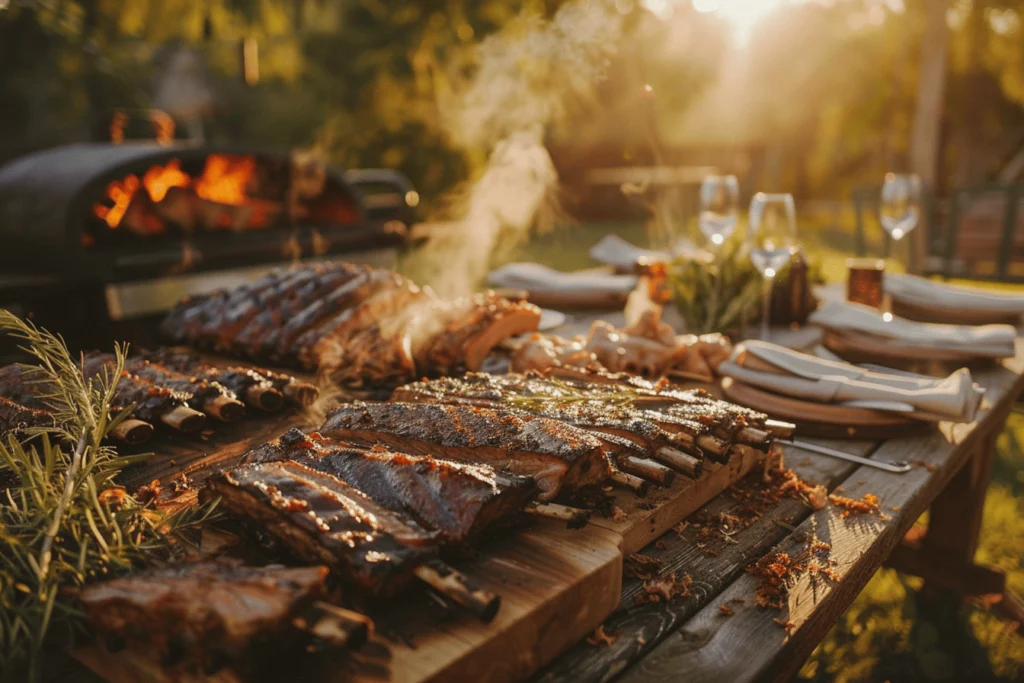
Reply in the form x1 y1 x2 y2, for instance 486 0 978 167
241 428 537 543
206 460 437 595
318 402 611 500
79 562 331 673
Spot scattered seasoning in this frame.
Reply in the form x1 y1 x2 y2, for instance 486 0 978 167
748 525 837 609
636 573 692 604
673 521 690 538
625 553 663 581
655 539 668 550
97 487 128 509
719 604 735 616
775 468 828 509
167 471 192 496
587 625 618 648
772 618 795 635
910 459 937 472
828 493 885 519
135 478 162 505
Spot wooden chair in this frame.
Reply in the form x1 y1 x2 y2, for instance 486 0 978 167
853 184 1024 281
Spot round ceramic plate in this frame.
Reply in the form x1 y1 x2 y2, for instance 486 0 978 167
821 330 980 364
538 309 569 331
720 377 915 427
891 299 1021 326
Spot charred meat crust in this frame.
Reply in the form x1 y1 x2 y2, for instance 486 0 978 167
159 264 542 386
0 396 53 436
76 357 192 424
318 402 611 500
79 562 330 671
205 460 437 595
142 348 318 407
242 428 538 544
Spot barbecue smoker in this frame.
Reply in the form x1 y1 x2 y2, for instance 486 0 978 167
0 143 416 352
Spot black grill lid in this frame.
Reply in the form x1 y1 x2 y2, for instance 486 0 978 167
0 143 415 279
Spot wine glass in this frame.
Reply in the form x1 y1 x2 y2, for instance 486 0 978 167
880 172 922 243
748 193 797 341
699 175 740 247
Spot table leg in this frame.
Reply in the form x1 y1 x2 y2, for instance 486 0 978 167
921 429 998 567
885 424 1022 621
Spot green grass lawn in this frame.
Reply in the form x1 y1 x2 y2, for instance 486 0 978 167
512 219 1024 682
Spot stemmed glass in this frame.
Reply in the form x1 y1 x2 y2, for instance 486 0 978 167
748 193 797 341
699 175 740 247
880 172 922 249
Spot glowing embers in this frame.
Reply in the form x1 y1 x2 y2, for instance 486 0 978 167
194 154 256 206
142 159 190 203
94 174 141 229
91 154 268 236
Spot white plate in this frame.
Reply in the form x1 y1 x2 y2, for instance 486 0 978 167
538 309 569 331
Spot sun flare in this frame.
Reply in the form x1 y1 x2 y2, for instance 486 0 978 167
695 0 787 44
645 0 790 45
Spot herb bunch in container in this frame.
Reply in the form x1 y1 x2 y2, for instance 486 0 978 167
666 238 819 337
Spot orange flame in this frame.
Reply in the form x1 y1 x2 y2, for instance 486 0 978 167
93 154 260 229
94 175 140 228
142 159 190 202
110 112 127 145
194 155 256 206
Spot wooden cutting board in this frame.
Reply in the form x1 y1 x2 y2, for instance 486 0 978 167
73 370 763 683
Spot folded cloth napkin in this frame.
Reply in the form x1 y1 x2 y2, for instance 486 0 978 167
488 262 638 297
886 274 1024 317
808 300 1017 359
588 235 670 270
718 340 984 423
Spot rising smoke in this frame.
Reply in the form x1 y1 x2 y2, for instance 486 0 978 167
415 0 624 297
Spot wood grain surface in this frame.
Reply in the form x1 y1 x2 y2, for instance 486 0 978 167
555 342 1024 683
74 368 761 683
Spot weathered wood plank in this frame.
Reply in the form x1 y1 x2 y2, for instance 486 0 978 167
75 380 761 683
610 353 1024 683
592 447 763 555
534 438 876 683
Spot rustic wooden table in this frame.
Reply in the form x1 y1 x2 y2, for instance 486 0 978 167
42 314 1024 683
532 314 1024 683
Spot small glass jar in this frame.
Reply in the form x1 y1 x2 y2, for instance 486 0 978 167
846 258 885 308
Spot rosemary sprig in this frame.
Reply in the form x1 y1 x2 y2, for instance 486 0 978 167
0 310 215 681
502 378 639 412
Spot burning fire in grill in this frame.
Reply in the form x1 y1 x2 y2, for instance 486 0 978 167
92 154 270 235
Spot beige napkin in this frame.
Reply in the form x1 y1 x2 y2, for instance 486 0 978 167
886 274 1024 317
808 301 1017 359
718 340 984 423
488 262 638 297
588 235 669 270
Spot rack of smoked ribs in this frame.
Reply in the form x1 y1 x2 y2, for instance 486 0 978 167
159 262 543 388
0 351 319 445
79 561 374 676
72 369 797 676
200 372 793 601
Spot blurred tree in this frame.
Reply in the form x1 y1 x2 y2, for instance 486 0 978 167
909 0 950 193
3 0 1024 206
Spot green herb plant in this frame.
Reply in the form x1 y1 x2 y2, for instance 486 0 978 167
0 310 214 681
667 238 823 336
667 238 763 336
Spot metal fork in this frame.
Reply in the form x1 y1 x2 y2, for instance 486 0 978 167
778 439 913 473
